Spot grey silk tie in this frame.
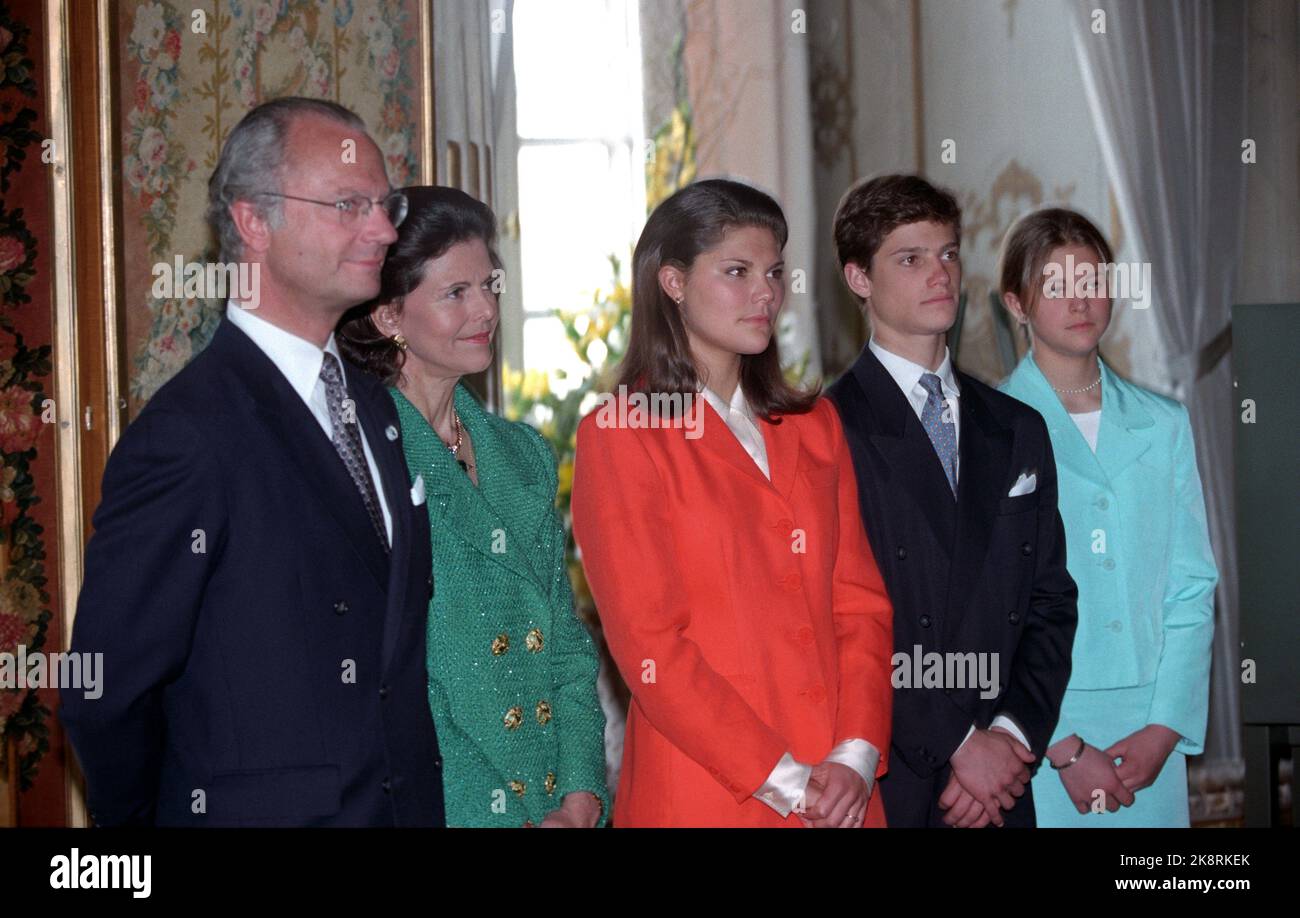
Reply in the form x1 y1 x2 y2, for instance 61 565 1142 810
319 352 390 553
919 373 958 497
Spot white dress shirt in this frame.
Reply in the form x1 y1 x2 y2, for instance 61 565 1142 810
225 303 392 543
867 338 1031 756
868 337 962 478
700 384 882 818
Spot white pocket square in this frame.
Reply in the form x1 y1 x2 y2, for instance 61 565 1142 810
410 475 426 506
1007 471 1037 497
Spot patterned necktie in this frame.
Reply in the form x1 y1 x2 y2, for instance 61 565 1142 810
319 352 390 553
919 372 958 497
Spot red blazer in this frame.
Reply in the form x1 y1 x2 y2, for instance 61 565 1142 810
571 396 893 827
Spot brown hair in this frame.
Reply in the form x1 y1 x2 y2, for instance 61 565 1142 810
337 185 501 385
617 178 818 421
996 207 1114 319
833 174 962 291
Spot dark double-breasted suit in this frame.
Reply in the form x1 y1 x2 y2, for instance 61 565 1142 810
828 346 1077 827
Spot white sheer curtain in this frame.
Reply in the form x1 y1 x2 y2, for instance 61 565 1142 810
1068 0 1248 763
680 0 824 379
431 0 519 409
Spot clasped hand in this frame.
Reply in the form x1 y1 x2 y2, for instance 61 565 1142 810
939 726 1034 828
798 761 870 829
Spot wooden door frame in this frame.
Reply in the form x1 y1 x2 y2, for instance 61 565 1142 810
48 0 447 827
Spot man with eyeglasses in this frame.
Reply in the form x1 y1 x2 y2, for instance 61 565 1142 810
62 97 445 827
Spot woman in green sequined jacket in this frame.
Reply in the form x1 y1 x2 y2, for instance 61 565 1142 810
338 186 609 827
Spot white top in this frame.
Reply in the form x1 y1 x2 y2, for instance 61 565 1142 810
225 303 392 542
1069 409 1102 453
869 338 962 482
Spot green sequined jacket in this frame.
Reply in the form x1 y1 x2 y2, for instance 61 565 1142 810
390 383 609 827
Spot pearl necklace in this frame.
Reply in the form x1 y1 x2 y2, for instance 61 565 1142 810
1050 374 1102 395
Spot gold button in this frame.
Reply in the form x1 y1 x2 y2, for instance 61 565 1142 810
503 706 523 730
509 779 526 797
545 772 556 796
491 633 510 655
525 628 544 652
535 700 552 725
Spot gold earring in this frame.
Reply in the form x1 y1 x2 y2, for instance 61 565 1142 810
392 333 408 350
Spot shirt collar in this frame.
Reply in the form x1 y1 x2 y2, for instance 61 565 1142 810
700 383 756 425
225 302 344 402
869 336 960 399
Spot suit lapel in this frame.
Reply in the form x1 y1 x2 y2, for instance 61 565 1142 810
351 375 412 674
849 347 957 556
944 374 1014 637
216 320 391 591
1008 353 1108 488
762 411 800 500
1095 360 1153 480
698 398 776 491
1006 352 1151 487
400 386 546 590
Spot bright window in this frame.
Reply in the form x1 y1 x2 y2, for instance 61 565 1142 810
512 0 646 397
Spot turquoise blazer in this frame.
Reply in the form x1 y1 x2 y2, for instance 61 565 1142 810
999 353 1218 754
390 383 610 826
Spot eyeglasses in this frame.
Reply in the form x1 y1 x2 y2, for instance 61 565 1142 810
255 190 409 228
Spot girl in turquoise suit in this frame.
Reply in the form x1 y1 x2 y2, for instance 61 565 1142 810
996 208 1217 827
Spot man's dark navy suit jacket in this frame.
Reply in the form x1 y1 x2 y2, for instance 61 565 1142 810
62 318 444 827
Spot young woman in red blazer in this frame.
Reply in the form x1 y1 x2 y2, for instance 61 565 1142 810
571 179 894 827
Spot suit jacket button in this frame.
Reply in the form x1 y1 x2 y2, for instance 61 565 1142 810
381 778 392 794
896 547 907 560
1008 611 1020 625
504 706 524 730
919 614 932 628
379 685 390 699
1102 558 1116 571
1021 542 1032 556
525 628 544 653
333 600 348 615
1095 496 1109 510
434 758 443 769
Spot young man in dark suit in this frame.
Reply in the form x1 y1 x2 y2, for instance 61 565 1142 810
61 98 444 826
826 175 1078 827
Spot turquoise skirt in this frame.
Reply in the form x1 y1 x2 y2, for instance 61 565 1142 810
1032 682 1190 827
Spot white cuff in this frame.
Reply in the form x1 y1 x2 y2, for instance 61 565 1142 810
823 738 881 795
954 723 977 755
753 751 812 818
991 714 1031 751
